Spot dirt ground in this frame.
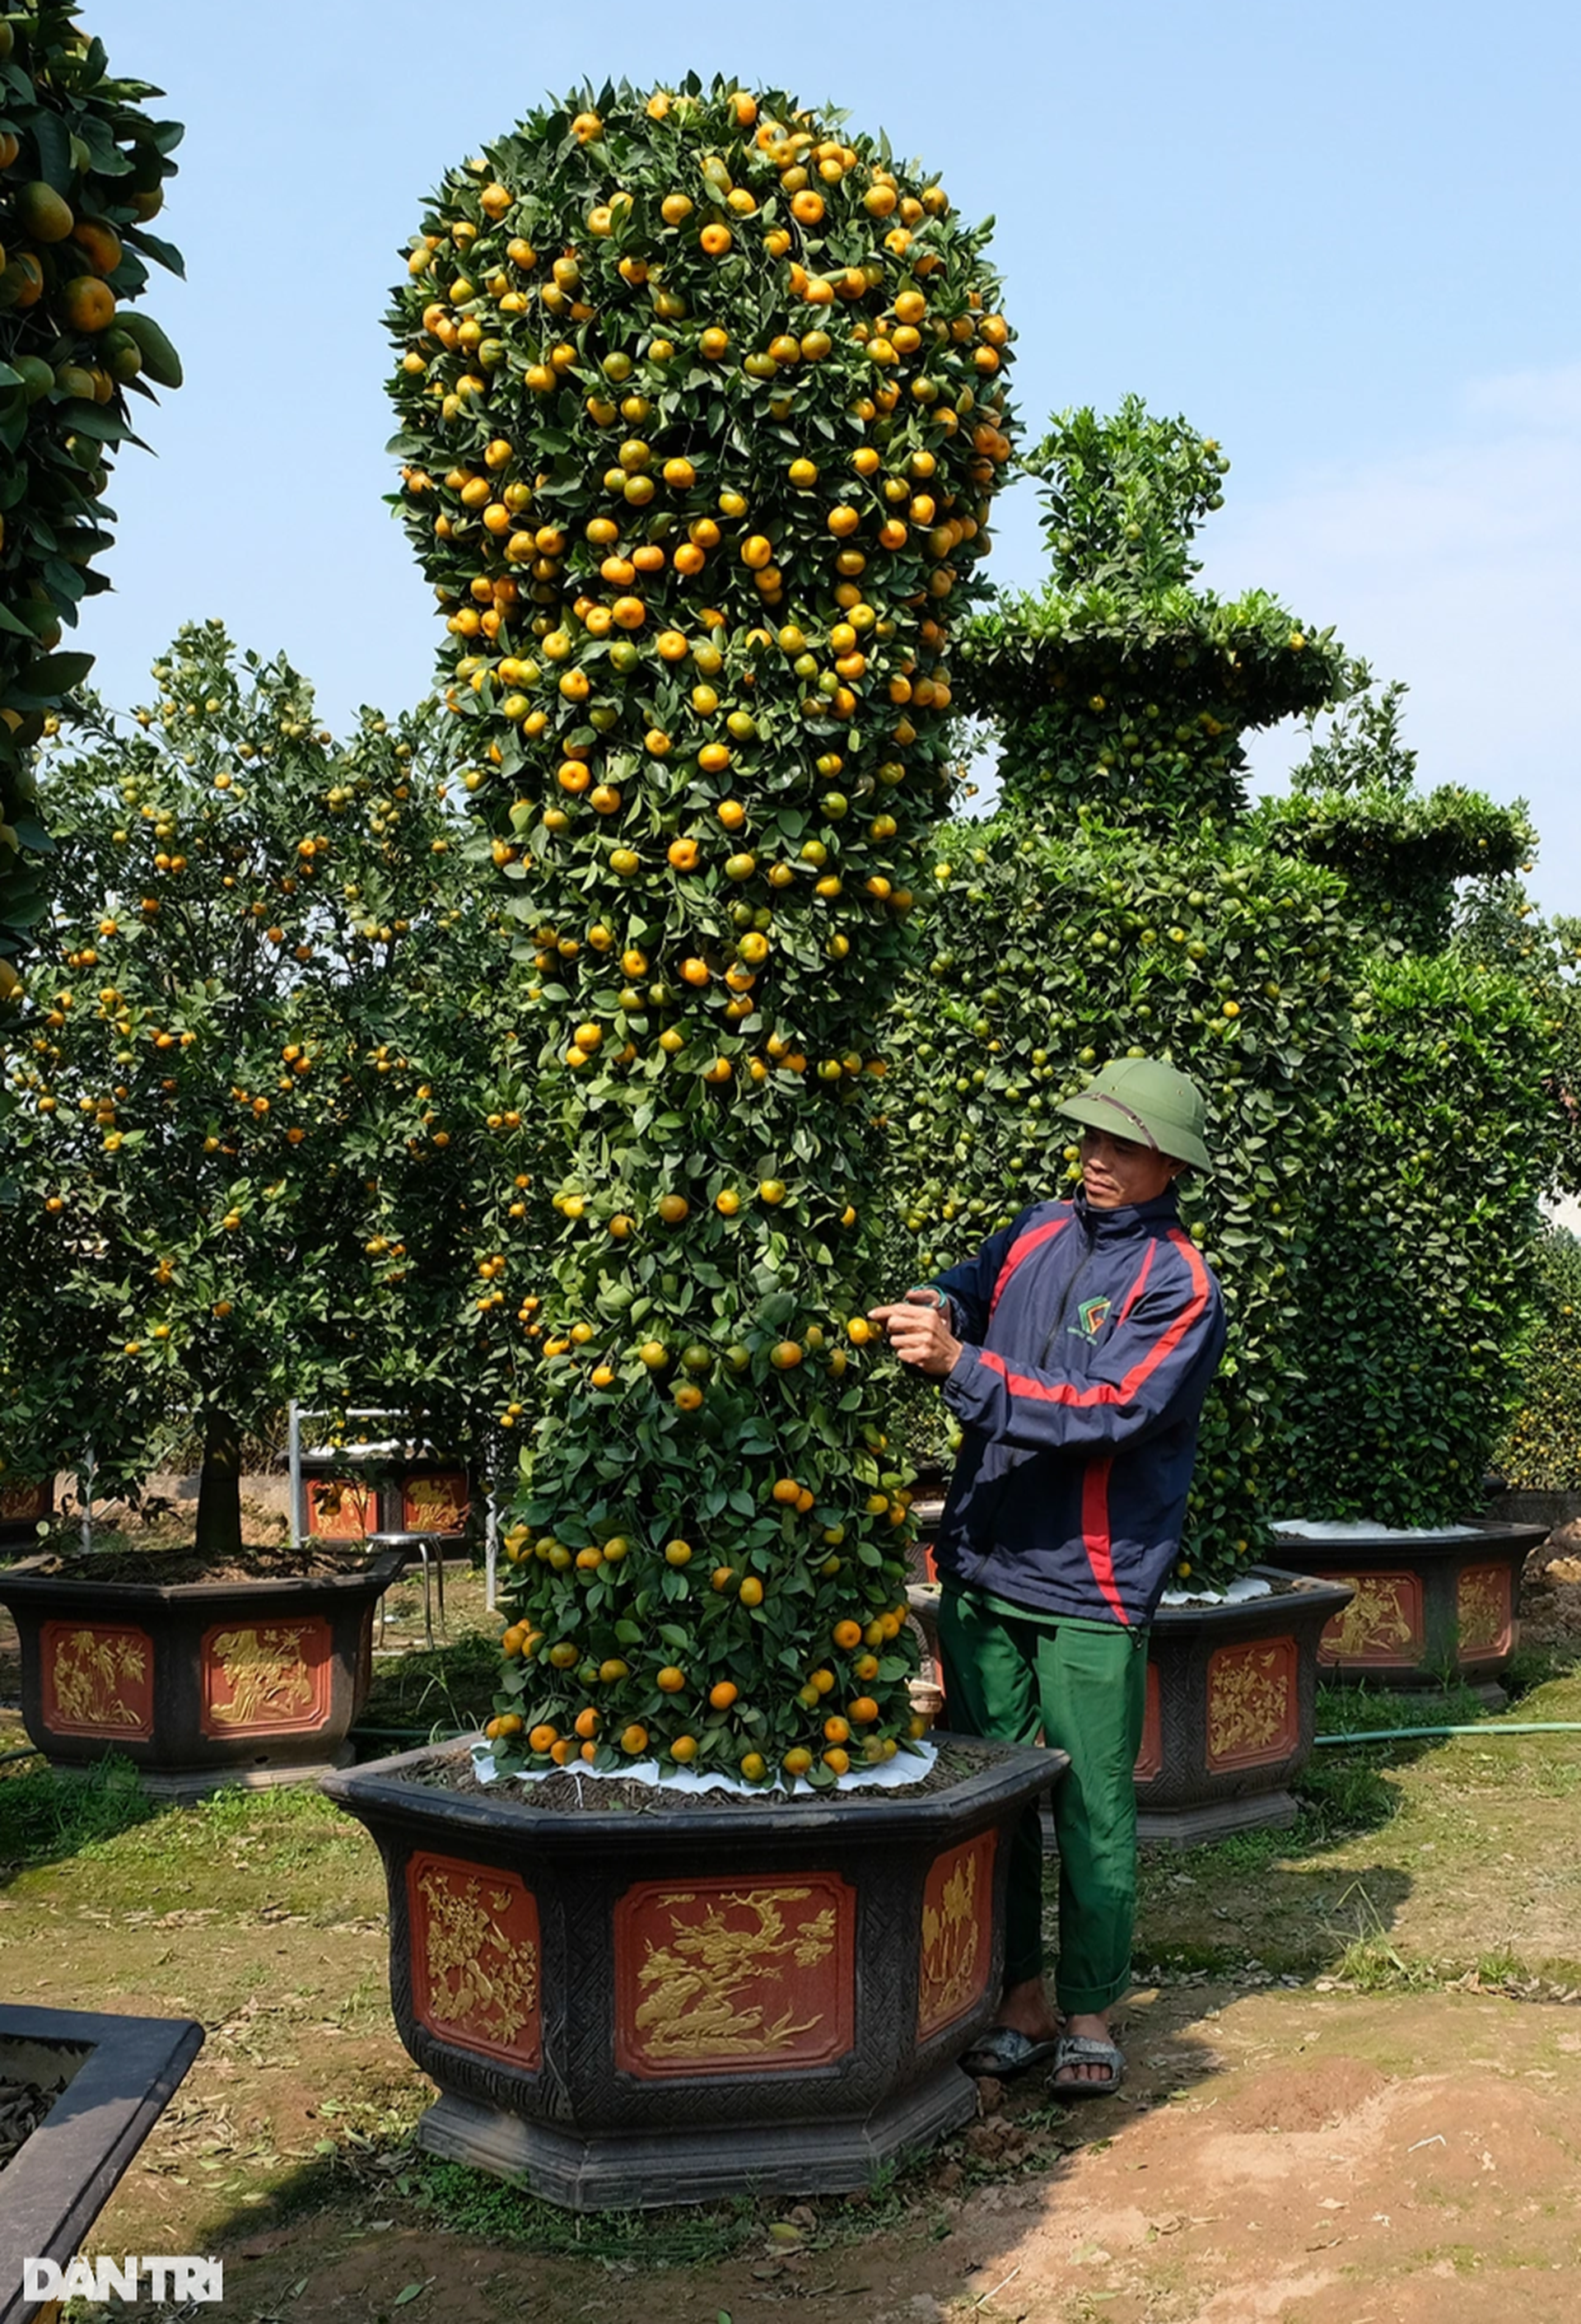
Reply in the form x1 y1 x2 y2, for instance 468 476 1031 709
2 1542 1580 2323
204 1986 1581 2324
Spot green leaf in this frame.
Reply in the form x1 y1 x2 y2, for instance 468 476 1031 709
26 651 96 694
122 222 186 279
32 113 72 192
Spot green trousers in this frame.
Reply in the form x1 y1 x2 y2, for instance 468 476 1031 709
936 1583 1148 2016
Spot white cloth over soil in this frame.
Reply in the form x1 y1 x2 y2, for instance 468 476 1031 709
1271 1517 1481 1541
470 1738 938 1799
1159 1575 1274 1608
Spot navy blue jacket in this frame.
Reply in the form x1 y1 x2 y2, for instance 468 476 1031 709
929 1187 1226 1628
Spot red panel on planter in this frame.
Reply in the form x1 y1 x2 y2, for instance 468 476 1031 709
917 1829 996 2042
407 1852 542 2069
306 1479 376 1538
1457 1562 1513 1659
1133 1661 1163 1782
1317 1573 1424 1667
1206 1637 1299 1771
401 1470 469 1535
613 1872 856 2079
198 1618 333 1737
0 1480 51 1524
41 1622 155 1739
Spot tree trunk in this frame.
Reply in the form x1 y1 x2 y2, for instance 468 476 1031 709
194 1407 245 1566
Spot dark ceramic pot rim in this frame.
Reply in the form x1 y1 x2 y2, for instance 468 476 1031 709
908 1564 1354 1635
1150 1563 1356 1632
0 1542 408 1610
323 1729 1061 1853
1269 1520 1550 1561
0 2003 202 2311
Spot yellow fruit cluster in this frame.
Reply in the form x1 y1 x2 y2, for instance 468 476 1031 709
0 3 183 960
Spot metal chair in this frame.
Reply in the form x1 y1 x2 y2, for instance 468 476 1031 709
369 1532 447 1650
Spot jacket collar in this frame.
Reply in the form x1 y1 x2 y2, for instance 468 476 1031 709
1070 1183 1182 1240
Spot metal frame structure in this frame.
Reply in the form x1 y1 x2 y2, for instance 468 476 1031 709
286 1401 500 1612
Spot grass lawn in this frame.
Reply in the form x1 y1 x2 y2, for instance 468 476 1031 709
2 1545 1579 2322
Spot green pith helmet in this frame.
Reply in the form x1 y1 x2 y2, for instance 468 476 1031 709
1058 1057 1213 1171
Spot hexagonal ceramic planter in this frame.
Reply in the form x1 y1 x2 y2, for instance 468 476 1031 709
323 1733 1061 2210
907 1565 1355 1846
0 2004 202 2324
1134 1569 1356 1842
0 1546 406 1800
1269 1520 1548 1706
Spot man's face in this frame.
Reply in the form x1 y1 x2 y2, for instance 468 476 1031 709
1079 1126 1182 1211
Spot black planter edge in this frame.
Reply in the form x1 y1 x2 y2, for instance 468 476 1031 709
0 2004 203 2324
1150 1565 1358 1633
907 1565 1357 1638
321 1729 1063 1852
1266 1521 1551 1561
0 1545 409 1613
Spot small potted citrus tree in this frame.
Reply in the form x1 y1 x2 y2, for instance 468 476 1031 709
0 624 515 1792
323 75 1060 2210
888 401 1359 1839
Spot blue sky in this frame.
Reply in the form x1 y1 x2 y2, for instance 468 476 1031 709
89 0 1581 914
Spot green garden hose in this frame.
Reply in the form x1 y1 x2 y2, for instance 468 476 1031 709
1314 1721 1581 1746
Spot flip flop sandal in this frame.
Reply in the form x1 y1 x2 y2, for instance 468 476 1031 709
958 2025 1062 2079
1049 2034 1126 2098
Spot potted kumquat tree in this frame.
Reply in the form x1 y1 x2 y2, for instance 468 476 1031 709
322 74 1061 2210
0 626 520 1794
1260 678 1567 1699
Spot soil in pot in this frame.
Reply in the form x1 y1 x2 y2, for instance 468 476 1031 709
0 2078 59 2169
21 1543 388 1588
413 1735 1005 1814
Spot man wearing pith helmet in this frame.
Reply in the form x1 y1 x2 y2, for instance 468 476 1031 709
871 1056 1225 2098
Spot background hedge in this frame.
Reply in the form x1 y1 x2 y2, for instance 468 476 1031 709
884 401 1352 1586
1495 1225 1581 1493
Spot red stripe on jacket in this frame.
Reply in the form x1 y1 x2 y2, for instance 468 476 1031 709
1081 1456 1127 1624
974 1228 1211 1411
1116 1241 1156 1325
987 1216 1068 1321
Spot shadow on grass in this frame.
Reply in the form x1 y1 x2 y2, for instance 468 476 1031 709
1315 1677 1499 1735
0 1751 161 1885
0 1753 374 1914
187 2062 1150 2311
1135 1738 1420 1981
357 1626 499 1751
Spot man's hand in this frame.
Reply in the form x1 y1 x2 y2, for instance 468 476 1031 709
868 1288 963 1379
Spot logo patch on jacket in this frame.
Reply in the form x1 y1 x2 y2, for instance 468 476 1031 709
1069 1295 1112 1341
